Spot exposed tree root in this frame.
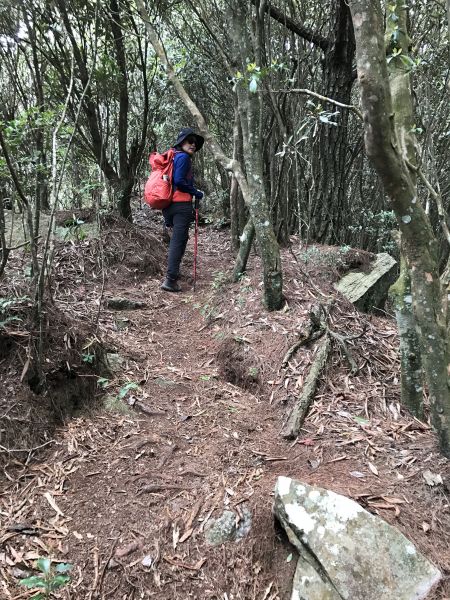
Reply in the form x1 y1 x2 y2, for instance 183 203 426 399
281 335 332 439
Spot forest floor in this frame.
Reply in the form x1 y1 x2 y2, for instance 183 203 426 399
1 207 449 600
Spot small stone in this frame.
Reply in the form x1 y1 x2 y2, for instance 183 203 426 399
115 318 130 330
107 558 119 569
106 353 125 373
141 555 153 567
205 508 252 546
423 470 443 486
105 297 146 310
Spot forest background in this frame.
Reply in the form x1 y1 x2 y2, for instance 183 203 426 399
0 0 449 453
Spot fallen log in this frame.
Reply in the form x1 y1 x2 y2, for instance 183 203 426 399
281 335 332 439
281 303 328 368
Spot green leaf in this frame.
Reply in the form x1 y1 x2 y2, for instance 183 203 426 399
55 562 73 573
97 377 110 389
37 558 51 574
286 553 293 562
118 382 139 399
19 576 46 588
399 54 414 69
249 78 258 93
353 416 369 425
50 574 71 589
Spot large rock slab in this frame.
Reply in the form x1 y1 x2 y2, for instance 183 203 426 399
274 476 441 600
334 252 397 312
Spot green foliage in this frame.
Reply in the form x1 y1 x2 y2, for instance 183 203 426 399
348 210 397 254
306 100 340 127
117 381 139 400
62 216 87 241
0 106 71 185
103 382 139 414
19 558 72 599
233 59 280 93
97 377 110 388
199 301 220 321
81 352 95 364
0 296 28 330
248 366 259 380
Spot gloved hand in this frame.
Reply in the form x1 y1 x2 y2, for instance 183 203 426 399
194 190 204 210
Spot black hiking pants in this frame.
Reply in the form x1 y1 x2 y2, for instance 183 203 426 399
162 201 194 281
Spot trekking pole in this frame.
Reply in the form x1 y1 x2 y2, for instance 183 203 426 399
193 197 199 291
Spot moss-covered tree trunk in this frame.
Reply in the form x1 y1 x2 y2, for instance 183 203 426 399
389 252 423 418
386 4 423 419
348 0 450 455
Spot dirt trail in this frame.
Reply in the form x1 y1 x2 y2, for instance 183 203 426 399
1 221 449 599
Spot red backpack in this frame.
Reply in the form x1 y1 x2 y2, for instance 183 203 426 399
144 149 175 210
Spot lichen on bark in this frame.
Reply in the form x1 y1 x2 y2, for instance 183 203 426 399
348 0 450 455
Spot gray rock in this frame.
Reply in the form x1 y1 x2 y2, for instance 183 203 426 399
274 476 441 600
105 353 125 373
334 252 397 312
106 297 146 310
115 317 130 330
205 508 252 545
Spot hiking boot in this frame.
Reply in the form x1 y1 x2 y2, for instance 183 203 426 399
161 278 181 293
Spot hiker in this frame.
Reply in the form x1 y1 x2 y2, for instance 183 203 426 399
161 127 204 293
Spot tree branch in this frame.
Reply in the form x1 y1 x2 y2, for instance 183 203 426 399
253 1 329 50
271 88 363 120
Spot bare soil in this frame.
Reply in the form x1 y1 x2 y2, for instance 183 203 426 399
0 207 449 600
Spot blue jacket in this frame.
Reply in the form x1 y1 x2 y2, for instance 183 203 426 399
172 151 203 200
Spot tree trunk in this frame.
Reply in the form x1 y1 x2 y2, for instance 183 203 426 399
230 1 283 309
309 0 355 243
259 0 356 245
230 104 243 251
385 5 423 420
230 175 240 252
389 252 423 418
348 0 450 456
233 219 255 282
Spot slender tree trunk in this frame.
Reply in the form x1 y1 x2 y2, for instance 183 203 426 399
230 1 283 308
233 219 255 281
230 175 240 251
230 104 242 251
348 0 450 455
